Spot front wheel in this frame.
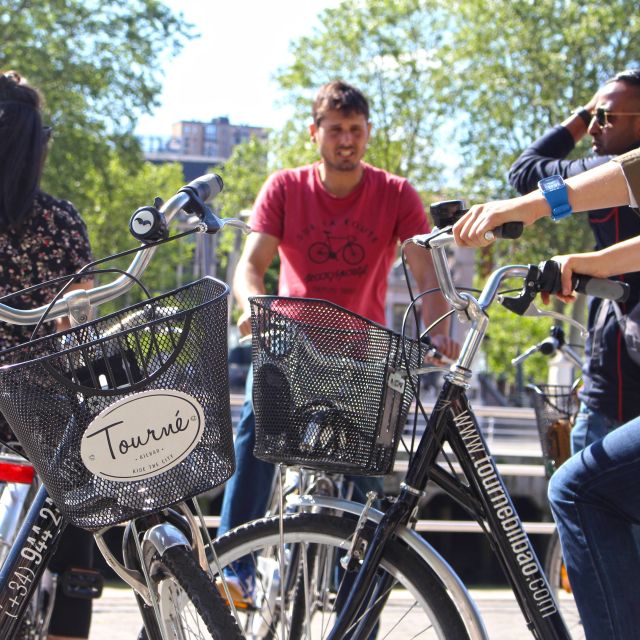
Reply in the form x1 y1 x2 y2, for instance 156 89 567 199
139 545 242 640
211 513 470 639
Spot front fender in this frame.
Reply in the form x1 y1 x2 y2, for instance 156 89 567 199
143 523 191 557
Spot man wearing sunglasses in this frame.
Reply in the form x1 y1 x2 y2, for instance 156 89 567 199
509 68 640 458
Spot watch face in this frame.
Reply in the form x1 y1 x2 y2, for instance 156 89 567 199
541 176 564 191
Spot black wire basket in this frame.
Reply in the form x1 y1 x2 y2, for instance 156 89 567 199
0 277 235 530
528 383 578 478
250 296 422 475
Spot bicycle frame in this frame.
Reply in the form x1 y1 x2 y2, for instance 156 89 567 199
326 237 574 640
0 485 66 637
0 486 212 639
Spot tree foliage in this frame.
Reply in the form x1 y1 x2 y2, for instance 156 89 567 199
275 0 450 189
0 0 193 213
80 155 193 309
442 0 640 197
214 135 280 302
1 0 193 301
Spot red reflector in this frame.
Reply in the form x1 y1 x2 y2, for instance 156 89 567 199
0 462 35 484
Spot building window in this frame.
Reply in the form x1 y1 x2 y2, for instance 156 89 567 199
205 123 217 140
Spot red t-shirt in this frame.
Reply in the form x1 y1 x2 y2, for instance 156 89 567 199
251 162 429 324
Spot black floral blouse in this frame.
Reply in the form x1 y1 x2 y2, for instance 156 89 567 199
0 191 93 350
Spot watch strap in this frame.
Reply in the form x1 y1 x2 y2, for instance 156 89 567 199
550 202 573 221
538 175 573 222
573 107 592 127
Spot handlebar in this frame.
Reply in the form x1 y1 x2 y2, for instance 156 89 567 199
511 326 584 370
536 259 629 302
405 227 628 375
410 230 629 311
0 174 251 326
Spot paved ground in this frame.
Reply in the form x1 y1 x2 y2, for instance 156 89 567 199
89 585 541 639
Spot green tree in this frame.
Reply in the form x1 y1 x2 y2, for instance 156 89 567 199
275 0 449 189
0 0 193 214
434 0 640 380
275 0 638 383
214 136 280 308
80 155 192 309
441 0 640 200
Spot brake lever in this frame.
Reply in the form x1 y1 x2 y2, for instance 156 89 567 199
520 303 588 338
510 343 542 366
220 218 252 234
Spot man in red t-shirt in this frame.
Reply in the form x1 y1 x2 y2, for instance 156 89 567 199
218 80 458 604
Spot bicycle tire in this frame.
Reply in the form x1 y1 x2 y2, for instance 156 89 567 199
212 513 470 639
544 529 584 639
287 541 319 640
138 545 242 640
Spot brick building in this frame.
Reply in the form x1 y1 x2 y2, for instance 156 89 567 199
141 116 267 180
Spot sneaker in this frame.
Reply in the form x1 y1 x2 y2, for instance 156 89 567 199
217 564 255 609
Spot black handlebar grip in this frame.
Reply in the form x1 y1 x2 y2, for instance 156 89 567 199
186 173 224 203
572 274 630 303
491 221 524 239
538 260 630 302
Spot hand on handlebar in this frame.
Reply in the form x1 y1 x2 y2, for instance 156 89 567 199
424 334 460 363
452 197 539 248
540 252 602 305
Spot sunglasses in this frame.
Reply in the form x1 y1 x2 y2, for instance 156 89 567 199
593 107 640 128
42 125 53 143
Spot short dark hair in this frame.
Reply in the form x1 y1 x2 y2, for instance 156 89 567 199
312 81 370 125
606 68 640 88
0 71 47 231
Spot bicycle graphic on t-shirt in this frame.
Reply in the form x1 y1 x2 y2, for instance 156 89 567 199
308 232 365 265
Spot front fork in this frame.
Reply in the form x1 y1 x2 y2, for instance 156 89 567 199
94 503 208 640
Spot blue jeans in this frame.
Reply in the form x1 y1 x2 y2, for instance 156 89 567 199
218 367 384 536
571 402 621 454
219 367 275 537
548 415 640 639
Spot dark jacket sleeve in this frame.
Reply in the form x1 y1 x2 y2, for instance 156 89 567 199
508 125 614 195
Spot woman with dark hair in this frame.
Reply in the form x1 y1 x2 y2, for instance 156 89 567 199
0 70 96 640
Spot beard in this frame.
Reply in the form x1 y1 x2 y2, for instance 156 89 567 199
324 149 361 172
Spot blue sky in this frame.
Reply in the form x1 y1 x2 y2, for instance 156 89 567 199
135 0 344 137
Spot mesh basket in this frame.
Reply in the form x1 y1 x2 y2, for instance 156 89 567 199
528 383 578 478
250 296 422 475
0 277 235 530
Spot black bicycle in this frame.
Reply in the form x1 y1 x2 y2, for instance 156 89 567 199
209 201 628 639
0 175 251 639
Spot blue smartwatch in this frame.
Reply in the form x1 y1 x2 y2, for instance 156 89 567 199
538 175 573 222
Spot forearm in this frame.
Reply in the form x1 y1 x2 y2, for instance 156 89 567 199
576 237 640 278
233 262 266 313
499 160 630 225
526 160 630 220
559 108 592 145
403 243 450 335
232 232 279 313
507 125 605 195
421 291 451 337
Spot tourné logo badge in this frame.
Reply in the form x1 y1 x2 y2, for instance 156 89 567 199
80 390 205 481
